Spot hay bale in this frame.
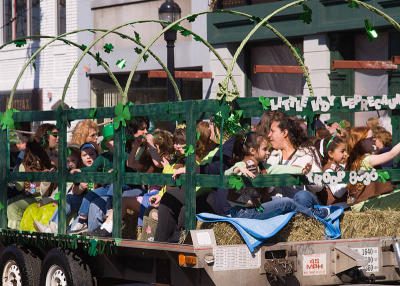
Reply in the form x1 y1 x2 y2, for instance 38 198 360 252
198 210 400 245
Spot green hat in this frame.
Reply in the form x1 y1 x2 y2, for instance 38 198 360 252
101 124 114 151
326 117 340 125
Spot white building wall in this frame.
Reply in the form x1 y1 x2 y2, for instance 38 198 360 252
209 44 245 99
0 0 93 111
303 34 331 98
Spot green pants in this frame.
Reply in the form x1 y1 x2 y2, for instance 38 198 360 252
7 194 41 230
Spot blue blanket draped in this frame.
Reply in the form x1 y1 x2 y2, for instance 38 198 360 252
196 205 344 252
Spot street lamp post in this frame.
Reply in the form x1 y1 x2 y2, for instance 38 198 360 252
159 0 181 102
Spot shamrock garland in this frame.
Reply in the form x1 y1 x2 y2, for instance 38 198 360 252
114 102 133 129
95 52 102 67
259 96 271 110
134 31 141 43
134 47 149 62
80 44 87 51
183 145 194 157
0 109 18 131
170 24 202 42
212 99 245 137
187 14 198 23
229 175 244 191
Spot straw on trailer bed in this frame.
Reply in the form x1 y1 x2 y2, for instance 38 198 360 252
194 210 400 245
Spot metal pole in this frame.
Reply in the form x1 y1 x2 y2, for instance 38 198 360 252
164 29 177 102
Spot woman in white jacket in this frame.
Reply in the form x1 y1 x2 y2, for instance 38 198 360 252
266 115 324 200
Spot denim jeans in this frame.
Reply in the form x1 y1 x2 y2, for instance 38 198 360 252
72 187 144 231
78 184 132 217
293 190 320 209
50 193 85 224
230 194 315 220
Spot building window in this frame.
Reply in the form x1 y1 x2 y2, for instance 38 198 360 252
3 0 40 43
250 41 304 97
4 0 12 43
31 0 40 35
57 0 66 35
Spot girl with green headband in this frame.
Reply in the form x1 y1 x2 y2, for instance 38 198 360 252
315 135 348 207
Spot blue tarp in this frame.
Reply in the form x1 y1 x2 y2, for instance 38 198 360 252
197 205 344 252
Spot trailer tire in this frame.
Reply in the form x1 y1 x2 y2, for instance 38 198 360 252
0 245 41 286
40 249 93 286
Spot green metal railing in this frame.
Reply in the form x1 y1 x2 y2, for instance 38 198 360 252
0 0 400 242
0 96 400 239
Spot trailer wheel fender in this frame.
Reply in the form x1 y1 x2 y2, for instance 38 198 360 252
40 249 93 286
0 245 41 286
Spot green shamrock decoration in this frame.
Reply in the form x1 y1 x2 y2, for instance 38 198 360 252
392 117 399 129
53 192 60 201
89 108 97 119
183 145 194 157
258 96 271 110
0 109 17 131
116 59 127 69
114 238 122 246
134 31 141 44
14 39 27 47
114 102 131 129
299 4 312 24
95 52 102 67
67 148 71 156
365 19 378 41
229 175 244 191
339 120 347 129
348 0 359 8
193 35 201 42
171 24 185 32
196 131 200 140
80 44 87 51
104 43 114 53
180 29 192 37
378 170 390 183
187 14 198 22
